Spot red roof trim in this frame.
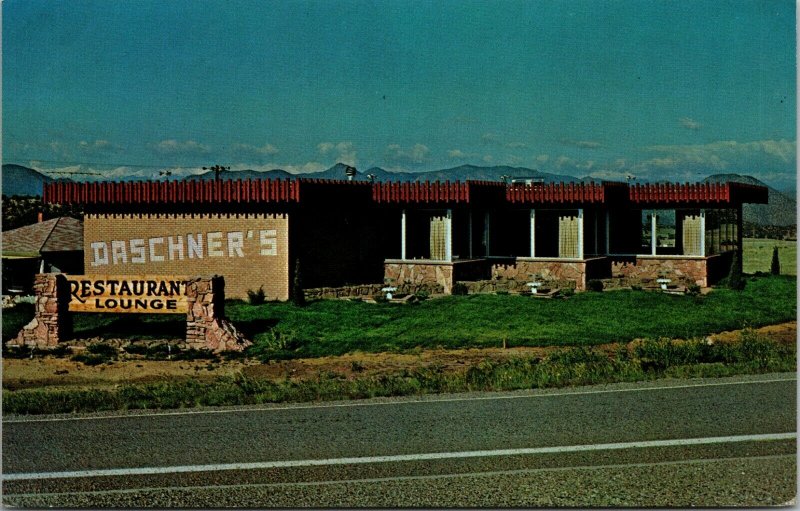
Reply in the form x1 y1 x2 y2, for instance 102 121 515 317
42 179 768 207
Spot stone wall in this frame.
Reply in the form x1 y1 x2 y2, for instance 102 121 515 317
8 274 71 348
185 276 251 352
384 261 453 294
609 256 708 287
303 284 385 300
491 259 590 290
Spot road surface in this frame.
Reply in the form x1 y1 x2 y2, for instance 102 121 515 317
3 373 796 507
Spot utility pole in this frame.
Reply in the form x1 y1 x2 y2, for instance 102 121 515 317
203 165 230 181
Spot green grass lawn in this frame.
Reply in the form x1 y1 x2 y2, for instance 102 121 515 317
4 275 795 359
228 275 796 358
743 238 797 275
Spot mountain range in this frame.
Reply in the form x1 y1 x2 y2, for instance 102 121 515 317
3 163 795 226
702 174 796 227
183 163 579 184
1 164 55 196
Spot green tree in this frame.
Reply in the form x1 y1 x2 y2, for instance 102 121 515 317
727 251 745 291
2 196 84 231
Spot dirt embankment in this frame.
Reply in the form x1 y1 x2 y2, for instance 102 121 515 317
3 322 796 391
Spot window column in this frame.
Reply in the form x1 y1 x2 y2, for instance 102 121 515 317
578 208 584 259
530 209 536 257
445 209 453 262
700 209 706 256
651 210 657 256
401 209 407 260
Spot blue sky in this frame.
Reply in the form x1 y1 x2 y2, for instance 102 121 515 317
3 0 796 188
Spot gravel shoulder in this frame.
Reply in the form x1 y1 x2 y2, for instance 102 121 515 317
3 321 796 391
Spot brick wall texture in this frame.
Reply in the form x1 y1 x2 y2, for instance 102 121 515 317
84 213 289 300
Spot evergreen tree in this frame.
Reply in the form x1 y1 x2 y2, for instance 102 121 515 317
292 258 306 306
770 246 781 276
727 251 745 291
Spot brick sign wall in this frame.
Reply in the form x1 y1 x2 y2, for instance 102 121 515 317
84 213 289 300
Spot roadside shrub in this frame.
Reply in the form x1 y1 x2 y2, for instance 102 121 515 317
246 286 266 305
71 353 110 366
586 279 604 292
123 343 149 355
560 287 575 297
220 349 249 361
546 346 608 366
87 343 118 358
251 328 302 361
2 345 31 359
414 289 430 301
452 283 469 295
634 338 721 371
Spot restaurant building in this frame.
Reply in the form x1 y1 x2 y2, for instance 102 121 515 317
43 177 768 299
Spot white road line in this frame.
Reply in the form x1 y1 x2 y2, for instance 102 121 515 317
5 453 795 498
4 374 796 424
4 432 795 482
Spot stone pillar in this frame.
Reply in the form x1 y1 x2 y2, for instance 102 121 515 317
9 273 72 349
185 276 252 352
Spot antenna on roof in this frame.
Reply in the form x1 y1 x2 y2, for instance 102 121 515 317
366 173 376 182
344 165 357 181
203 165 230 181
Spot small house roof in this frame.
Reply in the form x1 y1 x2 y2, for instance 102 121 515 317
2 217 83 257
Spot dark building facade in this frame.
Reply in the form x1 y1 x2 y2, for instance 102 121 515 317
43 178 768 299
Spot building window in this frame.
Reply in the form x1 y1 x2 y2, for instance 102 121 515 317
680 210 703 256
639 209 701 256
641 210 654 254
429 215 447 260
705 209 738 255
533 209 581 258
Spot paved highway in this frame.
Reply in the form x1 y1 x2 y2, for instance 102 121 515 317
3 373 796 507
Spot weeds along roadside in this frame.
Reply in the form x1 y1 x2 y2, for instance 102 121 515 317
3 330 795 415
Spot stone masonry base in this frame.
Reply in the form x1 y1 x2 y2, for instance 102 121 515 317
8 274 251 352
